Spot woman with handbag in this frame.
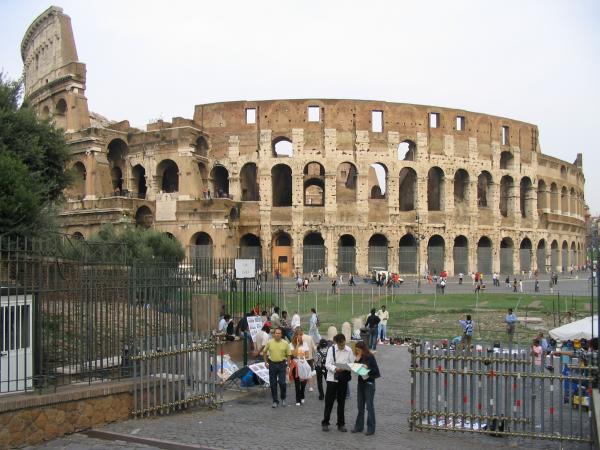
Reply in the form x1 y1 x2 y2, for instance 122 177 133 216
321 333 354 432
351 341 380 436
290 328 310 405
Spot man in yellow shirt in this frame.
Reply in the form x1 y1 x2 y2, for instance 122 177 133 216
263 327 291 407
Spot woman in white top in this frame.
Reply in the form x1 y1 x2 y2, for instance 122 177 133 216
290 328 310 405
291 311 301 329
309 308 321 342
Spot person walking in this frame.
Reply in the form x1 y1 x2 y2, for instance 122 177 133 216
458 272 463 285
458 314 474 352
263 327 291 408
314 338 329 400
270 306 281 328
349 274 356 286
365 309 381 351
505 308 517 347
302 328 317 393
376 306 389 343
291 311 301 330
290 328 310 405
309 308 322 342
351 341 380 436
321 333 354 432
254 324 271 357
280 310 293 341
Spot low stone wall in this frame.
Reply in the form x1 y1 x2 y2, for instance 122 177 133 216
0 380 133 449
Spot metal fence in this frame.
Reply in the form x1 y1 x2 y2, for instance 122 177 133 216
409 341 596 443
303 245 326 274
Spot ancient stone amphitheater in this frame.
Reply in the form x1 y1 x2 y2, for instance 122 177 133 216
21 7 586 277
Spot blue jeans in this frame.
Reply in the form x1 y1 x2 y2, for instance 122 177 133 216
369 327 378 350
378 324 387 341
355 381 376 433
268 360 287 403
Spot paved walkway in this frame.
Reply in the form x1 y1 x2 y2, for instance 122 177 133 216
30 345 590 450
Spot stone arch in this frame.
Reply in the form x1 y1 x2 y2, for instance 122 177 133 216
500 151 513 170
210 165 229 198
107 138 128 195
398 140 416 161
427 235 445 275
499 175 514 217
304 162 325 206
271 164 292 206
551 240 559 272
569 187 576 217
72 231 84 240
229 207 239 221
336 162 357 203
195 136 208 157
41 105 50 119
453 169 470 204
453 235 469 275
303 232 326 274
560 165 567 179
157 159 179 193
132 164 147 199
369 163 388 199
537 179 547 210
272 136 293 157
338 234 356 274
561 240 569 271
520 177 533 218
427 167 445 211
550 183 558 212
536 239 546 273
190 232 213 275
570 241 576 270
240 233 262 261
560 186 568 214
240 163 259 201
477 236 493 274
399 167 417 211
272 231 293 277
368 234 389 271
69 161 86 199
500 237 514 275
55 98 67 115
135 206 153 228
519 237 533 273
398 234 417 274
477 171 493 208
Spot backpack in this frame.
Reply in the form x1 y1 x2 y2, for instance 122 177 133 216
464 320 473 336
315 314 320 327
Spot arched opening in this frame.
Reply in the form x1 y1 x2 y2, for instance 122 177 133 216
561 241 569 271
500 237 514 275
304 180 324 206
368 234 388 271
477 171 493 208
569 188 576 217
239 233 261 262
135 206 153 228
69 161 86 199
195 136 208 157
499 175 514 217
550 183 559 212
520 238 532 273
303 232 325 274
398 234 417 274
398 140 416 161
336 162 357 203
107 139 128 195
338 235 356 274
427 167 445 211
453 169 470 204
560 166 567 179
41 105 50 119
477 236 493 274
537 240 546 273
240 163 259 201
399 167 417 211
551 240 559 272
229 207 238 221
55 98 67 115
190 232 213 275
157 159 179 193
570 242 576 270
520 177 533 218
273 137 293 157
304 162 325 177
198 162 209 196
271 164 292 206
537 180 547 210
132 164 147 199
72 232 84 240
368 163 387 199
427 235 445 275
500 151 513 170
272 231 293 277
210 165 229 198
560 186 568 214
453 235 469 275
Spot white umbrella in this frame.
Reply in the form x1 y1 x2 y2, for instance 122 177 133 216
549 315 598 341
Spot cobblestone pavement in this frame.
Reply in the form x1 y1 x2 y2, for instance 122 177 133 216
33 345 589 450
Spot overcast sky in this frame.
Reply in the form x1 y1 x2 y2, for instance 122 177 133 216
2 0 599 213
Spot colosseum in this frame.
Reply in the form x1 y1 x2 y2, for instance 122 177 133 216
20 7 587 277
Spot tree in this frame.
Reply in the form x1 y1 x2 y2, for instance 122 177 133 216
0 73 71 236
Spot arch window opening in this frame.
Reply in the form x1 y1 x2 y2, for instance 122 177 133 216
239 234 262 264
427 167 445 211
132 165 147 199
135 206 153 228
520 177 533 218
190 232 213 275
499 176 514 217
399 168 417 211
304 162 325 206
427 235 445 275
519 238 532 273
157 159 179 193
336 162 357 203
477 171 493 208
368 234 388 271
272 232 293 277
69 162 86 199
477 237 493 274
398 234 417 274
338 234 356 274
537 240 547 273
240 163 259 201
561 241 569 272
500 237 514 275
272 164 292 206
550 183 559 212
453 235 469 275
55 98 67 116
107 139 128 196
211 166 230 198
303 233 325 274
537 180 547 210
398 140 416 161
570 242 576 271
560 187 568 214
369 163 387 199
551 240 559 272
273 137 293 157
453 169 470 205
499 151 513 170
195 136 208 157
